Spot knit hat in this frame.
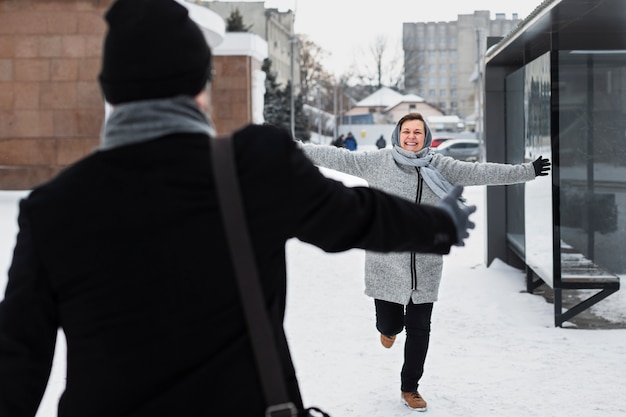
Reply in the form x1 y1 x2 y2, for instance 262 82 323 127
99 0 212 104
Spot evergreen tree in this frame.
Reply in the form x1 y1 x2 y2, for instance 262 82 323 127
262 59 287 127
290 81 311 142
262 59 310 141
225 8 251 32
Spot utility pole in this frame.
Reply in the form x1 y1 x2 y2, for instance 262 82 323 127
475 28 484 160
317 83 322 142
288 1 298 139
333 82 338 139
290 35 296 139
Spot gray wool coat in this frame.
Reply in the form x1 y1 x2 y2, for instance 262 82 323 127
301 143 537 305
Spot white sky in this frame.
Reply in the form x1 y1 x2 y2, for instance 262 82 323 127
2 167 626 417
262 0 542 75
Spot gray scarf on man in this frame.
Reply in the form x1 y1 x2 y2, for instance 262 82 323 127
100 95 215 150
390 120 457 200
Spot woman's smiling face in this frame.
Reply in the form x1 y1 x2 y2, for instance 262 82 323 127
399 119 426 152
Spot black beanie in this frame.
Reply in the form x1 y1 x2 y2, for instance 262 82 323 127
99 0 212 104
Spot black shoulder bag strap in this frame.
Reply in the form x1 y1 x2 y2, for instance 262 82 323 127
210 135 298 417
210 134 331 417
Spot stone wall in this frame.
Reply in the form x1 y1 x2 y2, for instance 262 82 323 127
0 0 113 190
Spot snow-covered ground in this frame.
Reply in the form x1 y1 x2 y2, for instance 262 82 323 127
1 168 625 417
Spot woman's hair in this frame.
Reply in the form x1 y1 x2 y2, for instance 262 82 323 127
396 112 426 130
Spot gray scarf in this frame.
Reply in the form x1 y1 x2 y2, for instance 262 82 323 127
100 95 215 150
390 120 457 201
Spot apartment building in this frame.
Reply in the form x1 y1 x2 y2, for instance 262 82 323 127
403 11 521 121
197 1 299 89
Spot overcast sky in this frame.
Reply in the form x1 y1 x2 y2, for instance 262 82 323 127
257 0 542 76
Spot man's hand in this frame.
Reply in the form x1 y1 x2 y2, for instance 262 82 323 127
532 156 551 176
436 185 477 247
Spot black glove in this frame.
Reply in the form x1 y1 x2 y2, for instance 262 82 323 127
436 185 477 247
532 156 551 176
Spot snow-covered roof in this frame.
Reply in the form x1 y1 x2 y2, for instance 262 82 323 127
355 87 406 107
384 93 425 112
428 115 461 123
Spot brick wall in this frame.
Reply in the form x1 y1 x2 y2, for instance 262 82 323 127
0 1 257 190
0 0 113 190
211 55 255 136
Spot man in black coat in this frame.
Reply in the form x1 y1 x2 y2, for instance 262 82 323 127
0 1 475 416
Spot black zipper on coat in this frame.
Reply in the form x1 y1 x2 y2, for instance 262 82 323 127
411 167 423 290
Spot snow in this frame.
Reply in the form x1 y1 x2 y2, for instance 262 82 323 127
1 168 625 416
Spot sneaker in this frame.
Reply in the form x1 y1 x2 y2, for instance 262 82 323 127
380 334 396 348
401 391 427 412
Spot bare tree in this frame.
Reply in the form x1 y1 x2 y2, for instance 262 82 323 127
370 35 386 88
298 35 327 104
403 48 425 95
298 35 339 112
352 34 404 91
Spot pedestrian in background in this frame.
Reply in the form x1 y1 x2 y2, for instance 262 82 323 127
376 134 387 149
344 132 358 151
300 112 550 412
332 133 345 148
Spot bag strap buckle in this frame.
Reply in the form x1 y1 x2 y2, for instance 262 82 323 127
265 402 298 417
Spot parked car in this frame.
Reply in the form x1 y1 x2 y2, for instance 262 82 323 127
431 137 453 148
433 138 480 162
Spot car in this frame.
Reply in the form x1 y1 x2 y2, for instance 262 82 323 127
431 137 453 148
432 138 481 162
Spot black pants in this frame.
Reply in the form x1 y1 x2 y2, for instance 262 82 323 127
375 299 434 392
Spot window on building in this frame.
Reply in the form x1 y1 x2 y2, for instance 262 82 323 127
440 89 447 97
451 88 457 97
429 89 436 97
450 76 457 85
440 77 447 85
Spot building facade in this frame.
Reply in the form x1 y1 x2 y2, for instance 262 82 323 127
0 0 115 189
403 11 521 121
197 1 299 90
0 0 268 190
